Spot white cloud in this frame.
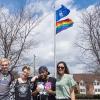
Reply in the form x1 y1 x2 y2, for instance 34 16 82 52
0 7 10 15
25 0 85 74
1 0 97 75
70 64 86 73
55 0 73 9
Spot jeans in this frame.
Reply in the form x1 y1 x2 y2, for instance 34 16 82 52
56 98 71 100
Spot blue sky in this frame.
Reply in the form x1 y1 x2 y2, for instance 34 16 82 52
0 0 26 12
0 0 99 74
0 0 99 11
73 0 100 9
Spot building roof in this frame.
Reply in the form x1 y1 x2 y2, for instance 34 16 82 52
73 74 100 83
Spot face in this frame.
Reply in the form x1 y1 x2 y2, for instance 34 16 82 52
39 70 48 80
1 61 9 73
57 63 65 75
21 69 30 79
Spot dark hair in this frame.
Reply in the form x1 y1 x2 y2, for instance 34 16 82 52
38 66 50 75
22 65 30 71
57 61 70 74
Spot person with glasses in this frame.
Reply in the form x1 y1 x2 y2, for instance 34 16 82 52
32 66 56 100
0 58 14 100
56 61 76 100
10 65 32 100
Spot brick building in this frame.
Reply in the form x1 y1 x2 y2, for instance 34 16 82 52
73 74 100 95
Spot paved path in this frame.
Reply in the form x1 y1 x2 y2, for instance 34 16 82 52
77 99 100 100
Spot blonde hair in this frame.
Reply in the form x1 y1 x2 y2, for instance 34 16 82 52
0 58 10 65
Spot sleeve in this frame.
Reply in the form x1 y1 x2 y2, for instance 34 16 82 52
32 79 38 91
52 77 56 91
10 80 16 93
68 75 77 89
48 77 56 91
9 80 17 100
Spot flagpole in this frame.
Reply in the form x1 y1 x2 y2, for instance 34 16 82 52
54 3 57 78
53 3 71 78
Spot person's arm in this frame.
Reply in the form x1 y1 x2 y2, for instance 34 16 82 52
9 80 17 100
70 88 76 100
10 80 16 93
46 89 56 95
31 76 38 82
32 89 39 96
32 86 40 96
69 75 77 100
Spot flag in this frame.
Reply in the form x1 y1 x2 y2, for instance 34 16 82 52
56 5 70 21
56 18 73 34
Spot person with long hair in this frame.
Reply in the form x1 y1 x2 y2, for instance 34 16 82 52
56 61 76 100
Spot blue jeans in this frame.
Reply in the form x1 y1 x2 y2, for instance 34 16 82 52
56 98 71 100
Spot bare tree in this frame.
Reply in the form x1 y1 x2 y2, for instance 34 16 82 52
0 6 42 71
77 3 100 73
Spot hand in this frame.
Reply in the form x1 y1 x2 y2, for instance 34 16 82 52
46 89 52 94
31 86 41 96
46 89 55 95
31 76 38 82
36 86 41 93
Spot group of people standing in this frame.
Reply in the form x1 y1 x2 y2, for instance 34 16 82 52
0 58 77 100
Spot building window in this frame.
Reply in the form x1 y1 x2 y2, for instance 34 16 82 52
93 80 99 85
93 82 96 85
80 89 85 92
95 89 97 92
80 83 83 86
98 89 100 92
80 80 85 86
97 82 100 85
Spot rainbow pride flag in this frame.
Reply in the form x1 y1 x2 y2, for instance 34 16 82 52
56 18 73 34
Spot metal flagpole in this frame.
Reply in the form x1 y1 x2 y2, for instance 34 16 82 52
53 1 71 77
33 54 36 75
54 3 57 78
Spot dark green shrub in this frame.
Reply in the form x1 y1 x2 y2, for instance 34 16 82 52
76 94 100 99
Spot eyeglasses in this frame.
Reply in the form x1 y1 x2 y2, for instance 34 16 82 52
57 66 65 70
1 64 8 66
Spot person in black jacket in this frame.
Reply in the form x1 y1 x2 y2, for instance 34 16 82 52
32 66 56 100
